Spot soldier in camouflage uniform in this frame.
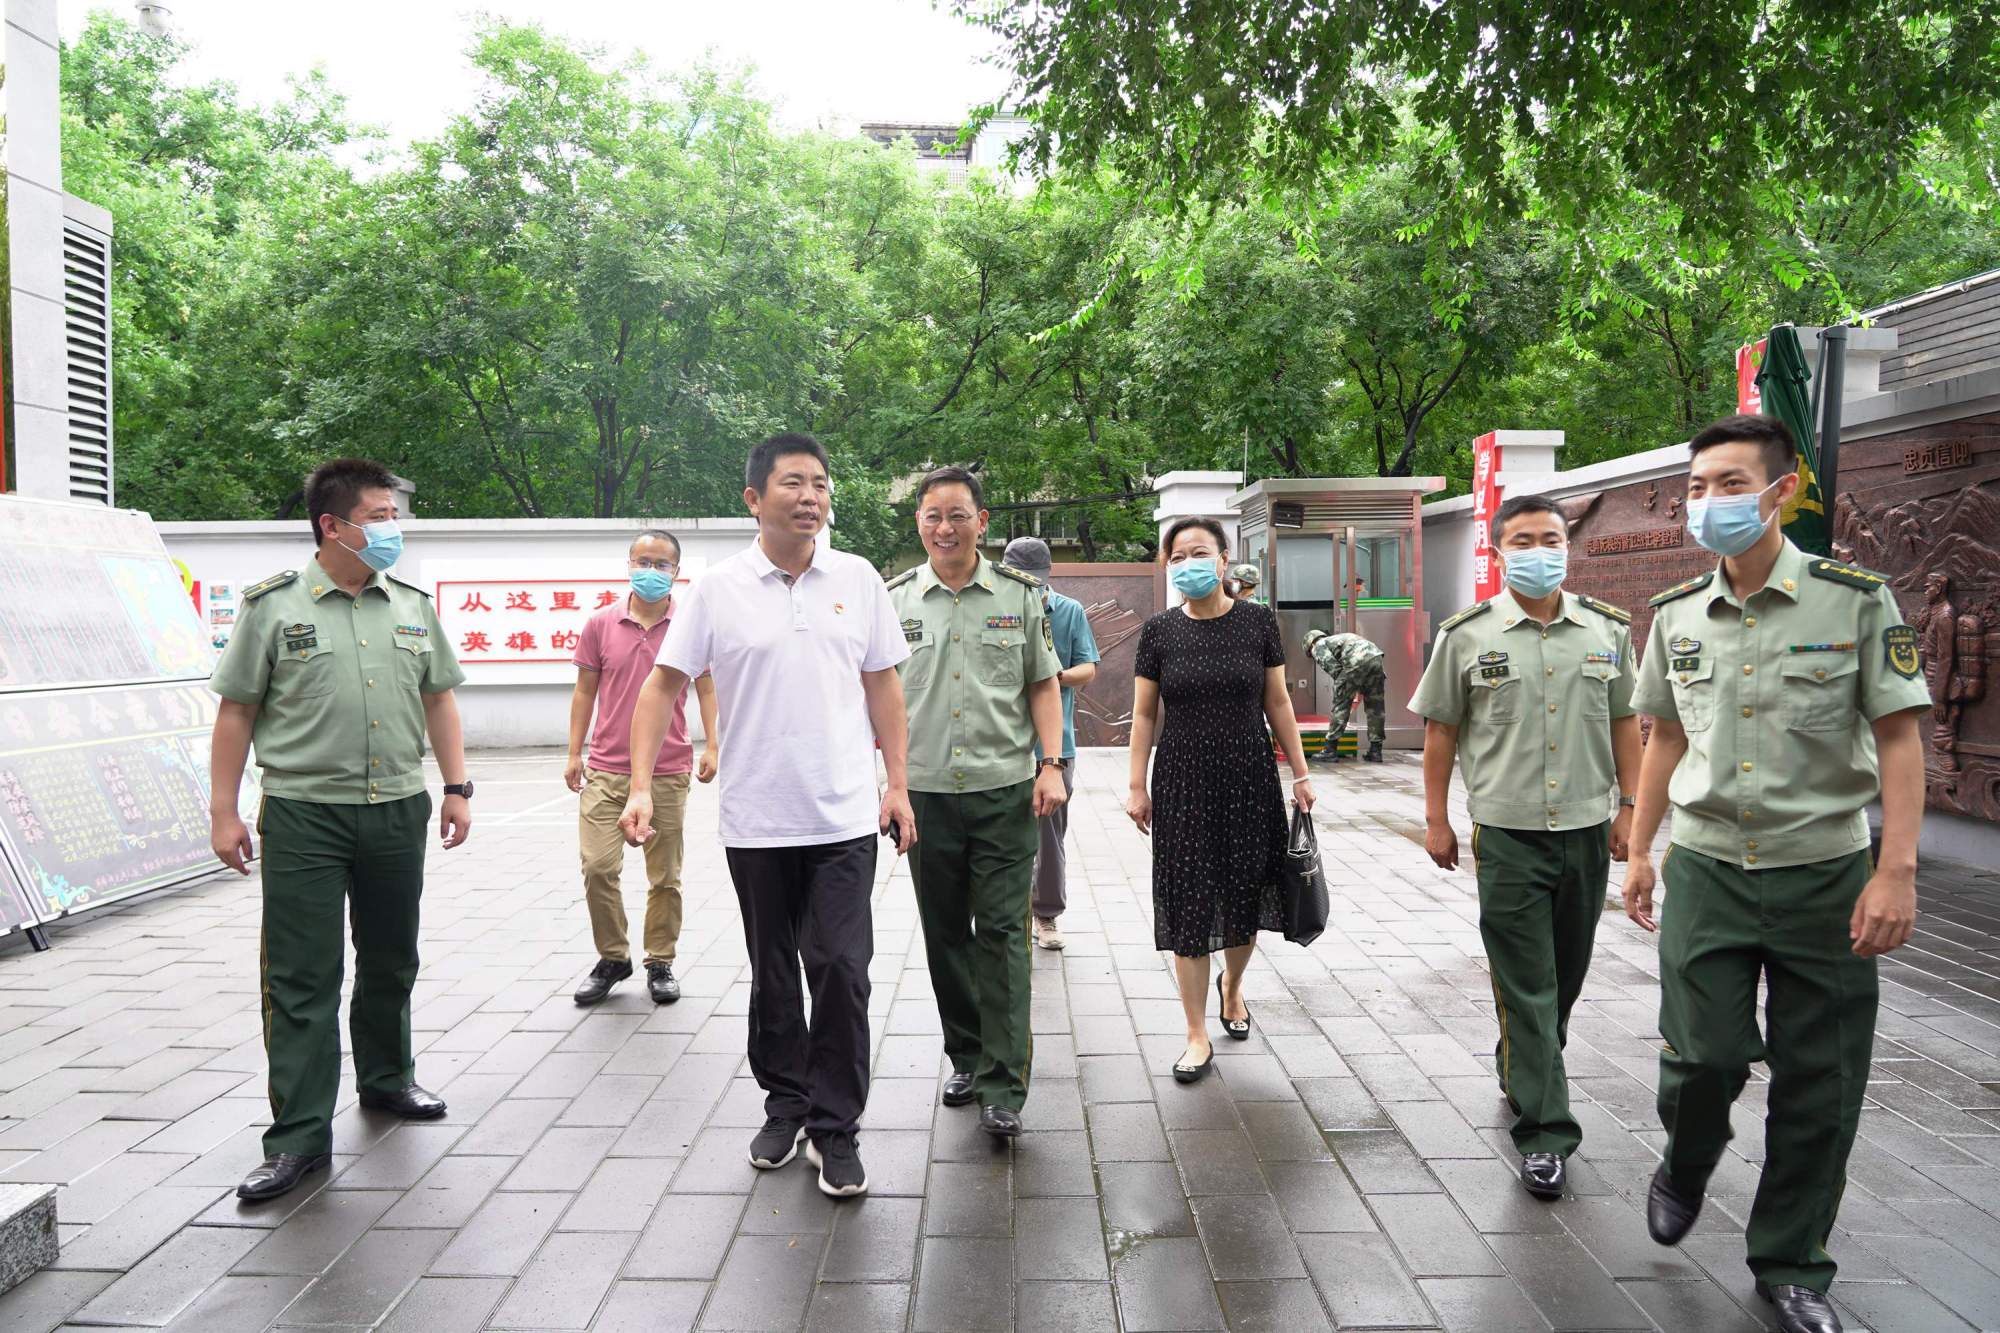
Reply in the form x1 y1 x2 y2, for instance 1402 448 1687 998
1305 628 1387 762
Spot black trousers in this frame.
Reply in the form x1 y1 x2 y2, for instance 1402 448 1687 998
724 835 877 1137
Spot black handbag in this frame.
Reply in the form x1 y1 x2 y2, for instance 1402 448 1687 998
1280 804 1329 946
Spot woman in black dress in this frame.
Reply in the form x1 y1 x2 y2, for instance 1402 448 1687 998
1125 517 1315 1082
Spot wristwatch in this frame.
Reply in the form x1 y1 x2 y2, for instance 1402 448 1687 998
1617 795 1635 808
445 781 476 799
1037 757 1068 772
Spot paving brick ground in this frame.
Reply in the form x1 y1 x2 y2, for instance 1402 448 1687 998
3 748 2000 1331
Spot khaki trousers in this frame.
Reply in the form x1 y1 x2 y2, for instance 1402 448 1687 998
579 769 690 965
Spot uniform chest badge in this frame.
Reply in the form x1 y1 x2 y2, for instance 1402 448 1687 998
394 623 426 638
1478 665 1511 681
1884 625 1920 678
1786 642 1854 653
1669 636 1701 655
833 602 845 615
1476 650 1508 666
1583 650 1618 666
986 614 1024 630
283 624 315 639
901 617 924 643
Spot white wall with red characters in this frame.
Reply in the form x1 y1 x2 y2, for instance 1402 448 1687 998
155 517 797 748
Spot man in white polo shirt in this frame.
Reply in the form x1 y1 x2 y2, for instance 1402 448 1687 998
620 432 915 1200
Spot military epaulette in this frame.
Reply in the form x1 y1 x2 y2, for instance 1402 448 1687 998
387 574 433 598
240 570 298 601
1437 601 1491 634
884 567 919 590
994 564 1043 589
1808 559 1890 592
1649 571 1715 607
1576 594 1632 624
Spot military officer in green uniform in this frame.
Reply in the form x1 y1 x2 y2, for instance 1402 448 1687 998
1623 415 1929 1333
1304 628 1390 763
887 466 1067 1139
208 458 472 1202
1411 494 1641 1201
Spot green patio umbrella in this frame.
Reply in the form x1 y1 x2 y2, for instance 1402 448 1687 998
1752 325 1831 555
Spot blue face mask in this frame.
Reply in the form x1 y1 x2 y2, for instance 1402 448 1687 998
1502 546 1567 598
1687 477 1783 557
336 517 403 572
629 568 675 603
1169 559 1222 600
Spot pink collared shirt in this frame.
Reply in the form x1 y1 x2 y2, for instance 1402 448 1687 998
575 595 692 776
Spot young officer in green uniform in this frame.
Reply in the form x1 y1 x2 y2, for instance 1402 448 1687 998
1624 415 1929 1333
1411 493 1641 1202
208 458 472 1202
888 467 1067 1139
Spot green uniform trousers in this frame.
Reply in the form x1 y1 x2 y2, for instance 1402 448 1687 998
1474 822 1608 1157
909 782 1037 1112
1657 845 1876 1294
259 793 430 1157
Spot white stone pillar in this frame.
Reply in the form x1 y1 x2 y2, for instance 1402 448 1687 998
1152 470 1243 607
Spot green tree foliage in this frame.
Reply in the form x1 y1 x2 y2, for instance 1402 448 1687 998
59 13 2000 564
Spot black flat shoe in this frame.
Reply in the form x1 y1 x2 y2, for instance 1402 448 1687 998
941 1071 977 1107
357 1084 447 1119
980 1105 1022 1138
1172 1043 1215 1084
1756 1283 1843 1333
1646 1164 1703 1245
237 1152 331 1201
646 961 680 1005
1519 1151 1564 1200
574 958 632 1005
1216 975 1250 1040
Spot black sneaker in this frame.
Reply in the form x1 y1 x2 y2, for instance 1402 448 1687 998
805 1131 868 1198
646 961 681 1005
747 1116 803 1169
573 958 632 1006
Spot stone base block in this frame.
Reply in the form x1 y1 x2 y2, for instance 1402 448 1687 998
0 1183 58 1296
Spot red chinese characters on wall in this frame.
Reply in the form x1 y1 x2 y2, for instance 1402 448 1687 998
438 580 632 663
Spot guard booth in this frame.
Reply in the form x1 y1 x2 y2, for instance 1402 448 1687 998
1232 476 1447 750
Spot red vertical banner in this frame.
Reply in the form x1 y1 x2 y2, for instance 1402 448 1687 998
1736 339 1767 414
1470 431 1503 600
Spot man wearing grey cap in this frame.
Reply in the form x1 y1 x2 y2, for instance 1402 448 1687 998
1001 538 1101 949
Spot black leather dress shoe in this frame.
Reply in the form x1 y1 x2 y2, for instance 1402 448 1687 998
358 1084 447 1119
980 1105 1022 1138
1757 1283 1843 1333
941 1071 977 1106
237 1152 331 1201
574 958 632 1005
1519 1152 1564 1200
1646 1164 1703 1244
646 962 680 1004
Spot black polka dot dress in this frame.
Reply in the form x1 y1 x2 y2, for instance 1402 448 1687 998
1135 600 1289 958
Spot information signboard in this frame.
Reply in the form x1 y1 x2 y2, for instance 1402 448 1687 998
0 495 214 690
0 682 254 932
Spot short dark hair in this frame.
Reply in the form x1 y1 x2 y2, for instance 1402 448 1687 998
1490 494 1569 544
745 432 831 494
629 529 681 560
1160 516 1229 561
305 458 397 545
913 465 983 512
1688 413 1797 485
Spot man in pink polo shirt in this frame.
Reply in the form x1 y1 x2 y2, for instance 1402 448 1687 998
565 529 717 1005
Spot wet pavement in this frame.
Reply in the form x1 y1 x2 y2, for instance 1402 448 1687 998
3 747 2000 1330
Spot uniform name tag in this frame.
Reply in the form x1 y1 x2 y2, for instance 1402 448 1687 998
285 637 317 651
1786 642 1854 653
986 615 1023 630
1479 665 1510 680
394 623 427 638
901 617 924 644
1670 636 1701 654
1477 650 1508 666
1670 656 1700 672
1583 650 1618 666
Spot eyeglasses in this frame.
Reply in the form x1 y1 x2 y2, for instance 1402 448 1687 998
918 512 978 529
630 560 678 573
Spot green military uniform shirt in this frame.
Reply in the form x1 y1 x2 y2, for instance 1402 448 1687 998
209 555 466 805
1309 632 1385 678
888 557 1061 794
1410 590 1638 832
1632 537 1930 871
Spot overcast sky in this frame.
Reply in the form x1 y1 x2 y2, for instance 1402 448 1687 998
63 1 1011 148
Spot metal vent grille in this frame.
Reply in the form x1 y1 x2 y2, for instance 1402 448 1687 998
63 218 114 504
1247 496 1414 527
